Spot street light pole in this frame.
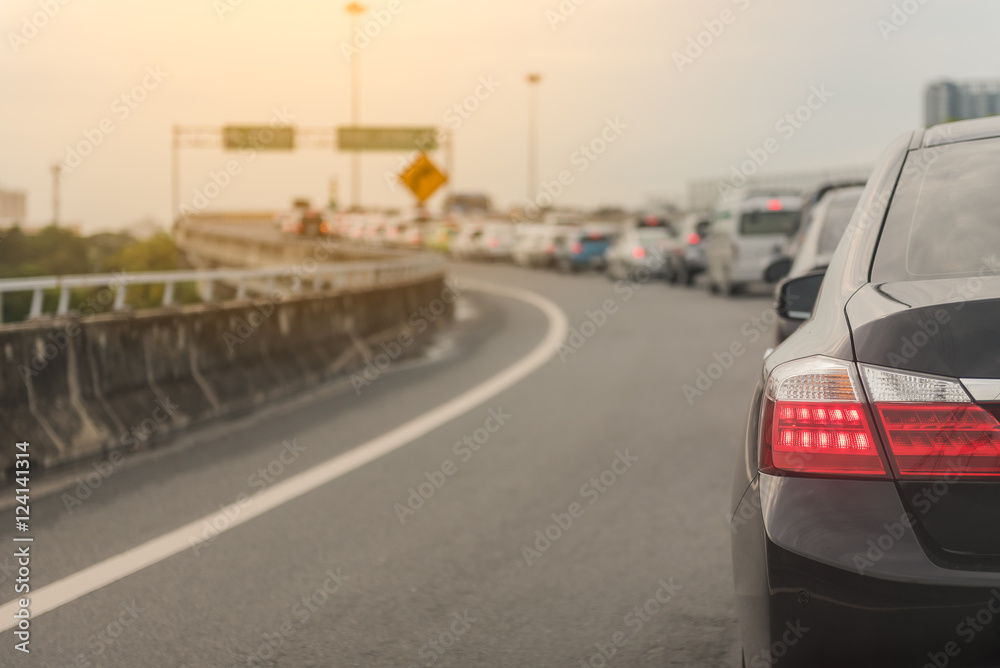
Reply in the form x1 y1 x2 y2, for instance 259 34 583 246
346 2 367 212
526 73 542 205
50 163 61 225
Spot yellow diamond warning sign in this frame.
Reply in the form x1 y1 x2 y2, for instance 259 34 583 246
399 153 448 203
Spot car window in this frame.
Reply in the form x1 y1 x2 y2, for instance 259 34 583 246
738 211 800 236
873 136 1000 281
816 194 862 255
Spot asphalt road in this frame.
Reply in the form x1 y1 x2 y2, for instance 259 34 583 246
0 262 779 667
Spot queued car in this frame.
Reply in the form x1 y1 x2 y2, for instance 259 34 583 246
479 221 517 261
605 218 672 280
703 193 802 295
773 184 865 343
554 224 616 273
527 225 575 268
426 221 460 254
661 213 711 285
511 224 549 266
732 116 1000 666
280 208 329 237
450 221 486 260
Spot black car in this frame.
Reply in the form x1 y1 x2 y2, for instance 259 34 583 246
732 116 1000 667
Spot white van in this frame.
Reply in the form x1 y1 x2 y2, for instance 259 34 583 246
703 193 802 295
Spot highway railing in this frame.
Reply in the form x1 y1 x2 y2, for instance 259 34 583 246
0 255 444 324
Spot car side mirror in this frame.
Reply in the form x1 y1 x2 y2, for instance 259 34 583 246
776 272 825 322
764 257 793 284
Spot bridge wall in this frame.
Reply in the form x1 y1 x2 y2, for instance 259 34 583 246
0 274 454 477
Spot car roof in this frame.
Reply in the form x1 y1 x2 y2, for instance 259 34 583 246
920 115 1000 148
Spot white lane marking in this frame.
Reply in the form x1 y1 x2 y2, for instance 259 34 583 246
0 279 568 632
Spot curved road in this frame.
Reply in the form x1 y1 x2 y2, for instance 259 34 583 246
0 262 777 667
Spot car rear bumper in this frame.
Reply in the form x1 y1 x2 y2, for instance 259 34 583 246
733 475 1000 666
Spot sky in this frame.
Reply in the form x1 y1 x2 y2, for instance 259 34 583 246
2 0 999 233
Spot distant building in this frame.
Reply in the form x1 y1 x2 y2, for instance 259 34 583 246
0 188 27 226
925 80 1000 127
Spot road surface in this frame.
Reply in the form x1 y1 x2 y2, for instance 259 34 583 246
0 262 778 667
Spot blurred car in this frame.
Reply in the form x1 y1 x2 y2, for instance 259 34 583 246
527 225 575 268
426 221 459 253
511 224 548 266
280 208 329 237
661 213 711 285
733 117 1000 667
773 185 865 342
450 222 485 260
703 193 802 295
478 221 517 261
554 225 616 273
605 219 672 280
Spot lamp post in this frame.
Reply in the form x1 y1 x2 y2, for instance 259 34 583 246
346 2 367 211
50 163 61 225
526 73 542 204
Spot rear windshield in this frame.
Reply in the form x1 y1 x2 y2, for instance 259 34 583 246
817 194 862 255
873 137 1000 281
635 227 668 241
738 211 799 236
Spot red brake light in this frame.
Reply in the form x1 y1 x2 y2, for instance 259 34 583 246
761 357 888 478
570 242 583 254
874 404 1000 477
632 246 645 259
767 199 783 211
687 232 700 245
765 401 885 476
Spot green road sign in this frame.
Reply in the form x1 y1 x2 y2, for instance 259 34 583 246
223 126 295 150
337 126 438 152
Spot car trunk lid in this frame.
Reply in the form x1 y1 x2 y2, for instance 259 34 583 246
847 279 1000 560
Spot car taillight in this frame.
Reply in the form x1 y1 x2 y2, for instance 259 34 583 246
861 366 1000 478
571 242 583 254
761 357 888 477
687 232 700 245
632 246 645 259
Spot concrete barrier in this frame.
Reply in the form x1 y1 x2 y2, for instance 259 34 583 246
0 275 454 478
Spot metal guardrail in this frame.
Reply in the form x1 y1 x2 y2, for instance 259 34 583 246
0 256 444 323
